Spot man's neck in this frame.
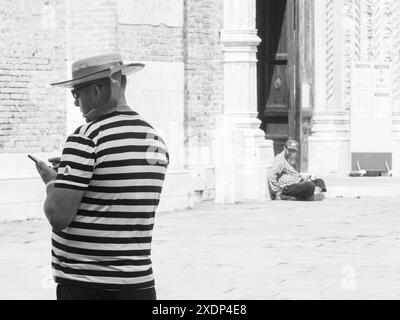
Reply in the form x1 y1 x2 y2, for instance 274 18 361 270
85 104 133 123
114 95 132 112
84 94 133 122
115 104 132 112
283 151 297 167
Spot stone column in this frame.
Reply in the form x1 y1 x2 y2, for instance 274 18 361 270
308 0 351 176
214 0 274 203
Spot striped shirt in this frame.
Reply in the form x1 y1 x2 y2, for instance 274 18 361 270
51 110 169 290
268 151 302 193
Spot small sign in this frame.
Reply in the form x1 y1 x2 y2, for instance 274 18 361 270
373 92 391 118
374 64 390 90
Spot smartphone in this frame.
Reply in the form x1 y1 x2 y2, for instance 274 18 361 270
28 154 41 164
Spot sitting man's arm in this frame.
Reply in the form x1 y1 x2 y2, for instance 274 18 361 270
300 172 316 181
268 157 285 193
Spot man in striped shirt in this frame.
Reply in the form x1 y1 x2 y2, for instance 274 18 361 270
268 139 327 201
34 54 168 300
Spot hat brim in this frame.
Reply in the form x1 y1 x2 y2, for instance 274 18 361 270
50 63 145 88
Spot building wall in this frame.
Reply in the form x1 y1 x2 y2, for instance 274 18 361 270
116 0 184 168
0 0 227 220
0 0 236 220
118 24 183 63
0 0 68 219
310 0 400 176
65 0 118 61
63 0 119 134
115 0 193 211
183 0 224 199
184 0 224 165
64 0 225 175
0 0 67 154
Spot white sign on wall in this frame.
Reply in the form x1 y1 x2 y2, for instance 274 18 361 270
351 62 393 171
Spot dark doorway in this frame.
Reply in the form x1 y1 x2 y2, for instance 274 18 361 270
256 0 301 158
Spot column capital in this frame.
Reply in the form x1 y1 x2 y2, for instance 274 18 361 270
221 29 261 63
221 29 261 47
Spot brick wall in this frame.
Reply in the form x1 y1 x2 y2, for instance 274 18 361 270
183 0 224 149
0 0 67 153
118 24 183 63
0 0 224 156
64 0 118 61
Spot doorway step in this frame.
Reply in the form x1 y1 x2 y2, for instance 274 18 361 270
324 176 400 198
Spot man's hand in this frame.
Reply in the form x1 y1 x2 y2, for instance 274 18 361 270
48 157 61 171
300 173 316 181
35 161 57 184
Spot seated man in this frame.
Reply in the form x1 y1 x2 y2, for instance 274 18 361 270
268 139 327 201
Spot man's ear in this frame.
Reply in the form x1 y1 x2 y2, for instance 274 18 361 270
90 84 101 101
110 71 122 88
106 73 122 108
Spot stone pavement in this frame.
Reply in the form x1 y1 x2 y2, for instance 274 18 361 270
1 198 400 300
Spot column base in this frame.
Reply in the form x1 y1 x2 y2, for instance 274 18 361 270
307 111 351 176
308 137 351 176
214 114 274 203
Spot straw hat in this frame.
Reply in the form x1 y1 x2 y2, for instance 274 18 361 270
51 53 144 88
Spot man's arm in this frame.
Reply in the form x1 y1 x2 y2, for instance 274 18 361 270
44 184 85 231
36 133 96 231
36 161 86 231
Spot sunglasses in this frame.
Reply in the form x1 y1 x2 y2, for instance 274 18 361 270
71 83 102 100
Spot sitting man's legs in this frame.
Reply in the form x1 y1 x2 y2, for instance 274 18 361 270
282 181 315 201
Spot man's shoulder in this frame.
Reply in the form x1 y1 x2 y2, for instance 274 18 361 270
69 124 93 140
70 112 145 140
64 125 95 148
271 151 288 169
273 151 285 162
69 124 88 138
70 114 167 147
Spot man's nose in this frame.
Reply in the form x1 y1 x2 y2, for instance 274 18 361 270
74 99 80 107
